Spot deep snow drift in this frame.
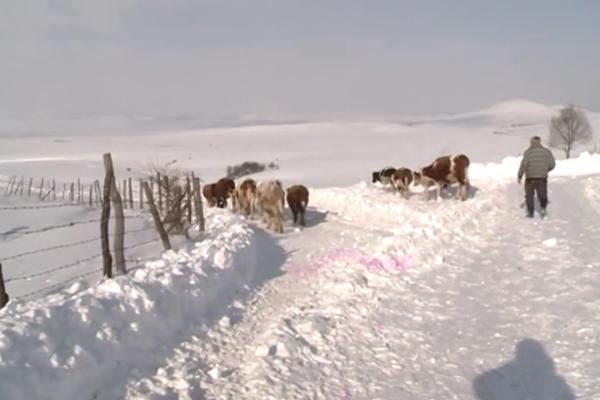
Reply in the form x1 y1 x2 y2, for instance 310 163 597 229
0 209 285 400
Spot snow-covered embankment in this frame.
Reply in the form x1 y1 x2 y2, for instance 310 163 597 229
0 209 284 400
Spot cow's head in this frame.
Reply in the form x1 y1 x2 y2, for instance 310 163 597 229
372 171 381 183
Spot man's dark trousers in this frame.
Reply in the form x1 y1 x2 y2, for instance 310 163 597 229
525 178 548 216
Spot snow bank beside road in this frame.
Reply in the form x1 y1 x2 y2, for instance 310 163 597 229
0 209 283 400
470 152 600 181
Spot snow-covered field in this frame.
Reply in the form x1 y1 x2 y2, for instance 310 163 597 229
1 100 599 399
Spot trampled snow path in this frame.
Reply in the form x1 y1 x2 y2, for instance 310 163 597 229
125 178 600 400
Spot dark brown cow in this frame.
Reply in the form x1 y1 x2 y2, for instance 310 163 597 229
213 177 236 208
391 168 413 199
202 183 217 207
413 154 470 201
286 185 309 226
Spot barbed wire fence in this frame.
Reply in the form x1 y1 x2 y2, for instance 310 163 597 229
0 153 206 310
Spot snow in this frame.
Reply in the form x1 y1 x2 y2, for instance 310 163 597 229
1 100 599 399
0 209 285 399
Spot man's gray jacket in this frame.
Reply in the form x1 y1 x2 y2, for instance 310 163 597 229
518 144 556 179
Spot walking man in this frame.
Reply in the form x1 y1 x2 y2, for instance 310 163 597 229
518 136 556 218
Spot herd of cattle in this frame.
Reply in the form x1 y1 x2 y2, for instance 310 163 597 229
201 153 470 233
373 154 471 201
202 177 309 233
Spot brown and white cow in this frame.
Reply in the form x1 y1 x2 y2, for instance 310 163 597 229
413 154 470 201
202 183 218 207
286 184 309 226
255 180 286 233
391 168 413 199
234 178 257 219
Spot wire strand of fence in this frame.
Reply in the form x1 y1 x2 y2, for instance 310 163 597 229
2 226 157 262
1 215 147 237
0 203 97 211
14 268 102 300
2 236 102 261
5 254 103 283
4 237 159 283
13 251 163 300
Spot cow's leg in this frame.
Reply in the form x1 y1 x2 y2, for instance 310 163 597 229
292 208 298 224
459 183 465 201
436 183 444 201
299 208 306 226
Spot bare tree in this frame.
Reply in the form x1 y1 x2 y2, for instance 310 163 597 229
548 105 593 159
145 160 192 236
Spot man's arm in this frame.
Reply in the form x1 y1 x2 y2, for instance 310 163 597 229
518 151 528 181
547 149 556 171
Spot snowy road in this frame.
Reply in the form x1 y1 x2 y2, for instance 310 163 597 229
125 178 600 400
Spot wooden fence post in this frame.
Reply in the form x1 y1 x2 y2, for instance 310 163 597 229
95 180 103 205
3 176 13 195
17 176 25 196
39 178 45 199
7 176 16 195
139 179 144 209
28 178 33 197
0 261 8 310
122 179 127 209
101 156 113 279
52 179 56 201
70 182 74 202
77 178 81 204
157 172 163 214
128 177 134 209
164 175 171 211
186 176 192 224
192 175 205 232
103 154 126 275
143 181 171 250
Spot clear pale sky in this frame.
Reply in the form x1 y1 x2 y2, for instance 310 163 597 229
1 0 599 118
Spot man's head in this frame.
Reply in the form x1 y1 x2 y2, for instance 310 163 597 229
530 136 542 146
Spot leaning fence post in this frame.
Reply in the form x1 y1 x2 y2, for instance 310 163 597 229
27 178 33 197
139 179 144 209
95 180 103 205
103 153 126 275
192 175 205 232
101 158 113 279
143 181 171 250
157 172 163 214
39 178 45 199
16 176 24 196
0 261 9 310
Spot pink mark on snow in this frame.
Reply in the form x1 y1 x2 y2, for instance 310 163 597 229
285 247 412 277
